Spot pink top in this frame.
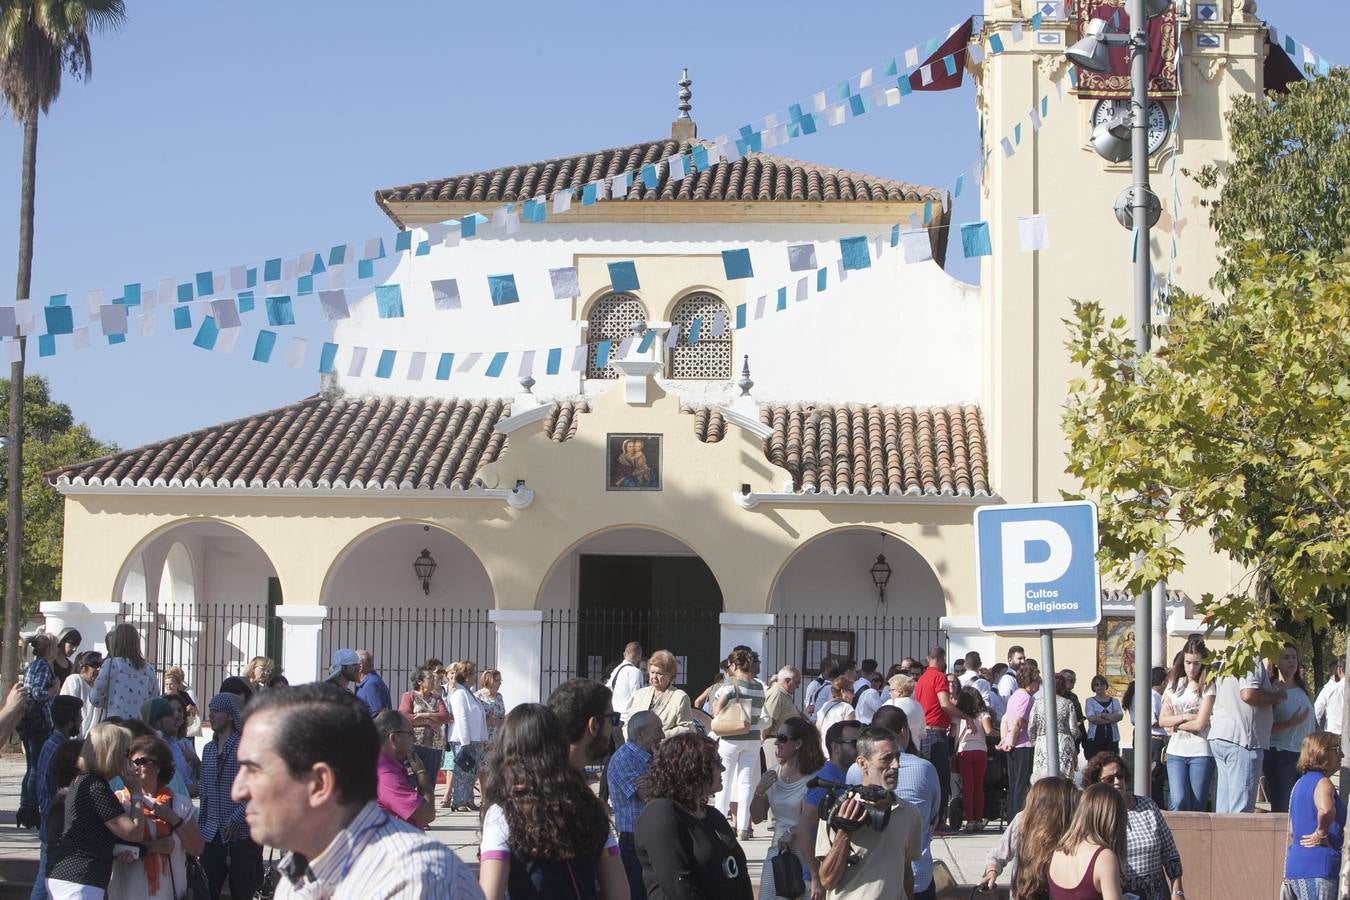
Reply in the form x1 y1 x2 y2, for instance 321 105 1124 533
1002 689 1035 749
375 753 422 824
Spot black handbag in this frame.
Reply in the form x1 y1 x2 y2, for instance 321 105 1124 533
769 846 807 899
455 744 479 773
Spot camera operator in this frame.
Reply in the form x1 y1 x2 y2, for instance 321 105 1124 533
818 726 922 900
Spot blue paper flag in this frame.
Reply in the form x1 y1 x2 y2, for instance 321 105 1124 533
925 36 940 54
329 245 347 266
817 267 828 292
395 231 413 253
107 333 126 345
1068 67 1079 88
485 352 508 378
582 183 598 206
898 75 913 96
1031 11 1043 29
123 284 142 308
944 54 958 77
1042 96 1049 117
297 275 314 295
721 249 754 281
691 146 709 171
924 202 933 226
884 59 898 77
196 271 214 297
990 34 1005 54
641 164 659 189
637 330 657 353
1015 123 1023 145
462 215 477 238
955 174 965 198
253 330 277 363
415 240 430 257
546 348 562 375
247 267 258 288
193 316 219 350
44 305 73 335
38 334 55 357
488 274 519 306
776 288 788 311
797 113 818 136
264 258 282 282
48 293 68 306
319 342 339 374
849 94 866 117
177 283 193 303
376 349 397 378
607 261 640 292
310 254 326 275
173 307 192 330
436 352 454 380
357 259 375 279
735 304 747 330
961 221 993 258
840 236 872 270
375 284 405 318
265 295 295 327
687 318 703 345
891 224 901 248
594 340 613 370
238 291 255 314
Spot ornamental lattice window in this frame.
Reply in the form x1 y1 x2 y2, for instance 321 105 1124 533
667 293 732 380
586 292 646 379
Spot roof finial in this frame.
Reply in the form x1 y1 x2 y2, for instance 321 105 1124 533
738 355 754 397
672 69 697 141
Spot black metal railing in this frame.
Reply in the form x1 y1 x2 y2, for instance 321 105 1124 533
320 606 496 695
119 602 275 701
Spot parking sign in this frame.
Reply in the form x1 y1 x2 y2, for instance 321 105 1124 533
974 501 1101 632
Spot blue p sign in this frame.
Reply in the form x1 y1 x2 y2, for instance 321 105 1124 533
975 501 1101 632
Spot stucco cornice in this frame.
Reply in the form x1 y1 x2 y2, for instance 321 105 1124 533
51 479 536 507
733 489 1004 510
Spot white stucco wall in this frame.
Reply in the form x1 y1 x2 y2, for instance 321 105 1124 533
321 523 494 610
770 530 945 618
330 221 980 405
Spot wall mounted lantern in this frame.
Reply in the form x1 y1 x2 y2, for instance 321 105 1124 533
413 548 438 595
869 534 893 603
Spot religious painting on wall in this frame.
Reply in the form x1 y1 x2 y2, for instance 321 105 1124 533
606 434 662 491
1097 617 1136 698
1073 0 1180 99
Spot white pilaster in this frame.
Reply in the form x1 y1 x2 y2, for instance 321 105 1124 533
720 612 776 671
939 616 997 664
40 602 123 654
490 610 544 711
275 605 329 684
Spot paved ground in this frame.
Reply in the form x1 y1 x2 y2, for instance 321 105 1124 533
0 752 1008 894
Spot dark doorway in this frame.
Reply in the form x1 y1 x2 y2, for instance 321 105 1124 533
576 554 722 689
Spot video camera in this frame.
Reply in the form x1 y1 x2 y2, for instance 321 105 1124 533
808 777 894 833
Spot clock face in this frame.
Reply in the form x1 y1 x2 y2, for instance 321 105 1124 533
1091 99 1171 156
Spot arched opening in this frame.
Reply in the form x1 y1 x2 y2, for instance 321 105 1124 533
113 520 280 700
766 528 947 692
537 527 724 697
320 522 495 695
666 292 732 380
586 292 647 379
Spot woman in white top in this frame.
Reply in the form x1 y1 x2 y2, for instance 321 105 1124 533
107 734 204 900
885 673 926 754
92 625 159 722
446 659 488 812
1158 637 1216 811
749 716 826 900
813 676 856 756
1083 675 1124 762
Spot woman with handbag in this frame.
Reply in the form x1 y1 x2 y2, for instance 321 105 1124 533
710 649 765 842
749 716 825 900
399 667 450 787
108 735 205 899
445 660 487 812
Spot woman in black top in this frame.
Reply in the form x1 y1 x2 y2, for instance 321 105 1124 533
47 722 147 899
636 733 754 900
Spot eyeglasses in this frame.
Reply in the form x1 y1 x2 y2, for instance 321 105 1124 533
131 757 158 768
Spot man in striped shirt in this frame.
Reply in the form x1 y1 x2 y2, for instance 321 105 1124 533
233 683 482 899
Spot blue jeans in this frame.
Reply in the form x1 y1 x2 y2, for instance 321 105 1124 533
449 741 482 807
1263 747 1300 813
29 838 46 900
1165 753 1215 811
1212 739 1262 813
19 728 48 816
618 832 646 900
922 729 952 829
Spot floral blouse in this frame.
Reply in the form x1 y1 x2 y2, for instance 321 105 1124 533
475 689 505 744
91 658 159 722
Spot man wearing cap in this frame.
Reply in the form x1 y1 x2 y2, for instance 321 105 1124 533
327 649 361 692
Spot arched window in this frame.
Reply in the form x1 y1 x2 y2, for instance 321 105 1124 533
667 292 732 380
586 292 646 379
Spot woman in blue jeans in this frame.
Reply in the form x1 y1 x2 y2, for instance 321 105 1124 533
1159 637 1216 811
1267 643 1316 813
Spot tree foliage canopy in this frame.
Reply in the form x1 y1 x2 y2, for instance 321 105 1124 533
0 375 113 620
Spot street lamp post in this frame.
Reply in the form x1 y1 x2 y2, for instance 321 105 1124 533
1066 0 1169 799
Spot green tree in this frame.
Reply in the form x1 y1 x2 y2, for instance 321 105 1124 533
1062 247 1350 677
1193 68 1350 295
0 0 126 688
0 375 113 620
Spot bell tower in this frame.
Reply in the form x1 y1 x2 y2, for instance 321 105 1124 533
975 0 1269 507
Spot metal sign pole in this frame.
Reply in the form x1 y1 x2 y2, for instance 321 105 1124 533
1040 628 1060 778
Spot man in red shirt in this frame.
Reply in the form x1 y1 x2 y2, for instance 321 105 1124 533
911 646 970 833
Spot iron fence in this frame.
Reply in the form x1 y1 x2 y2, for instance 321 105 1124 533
119 601 275 701
765 614 948 708
540 607 723 700
321 606 496 695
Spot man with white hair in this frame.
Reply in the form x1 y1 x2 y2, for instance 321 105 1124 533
762 666 802 760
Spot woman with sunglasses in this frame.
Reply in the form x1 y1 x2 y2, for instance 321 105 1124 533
1082 752 1184 900
108 735 204 899
749 717 826 900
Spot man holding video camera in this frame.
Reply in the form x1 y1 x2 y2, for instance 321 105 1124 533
817 726 923 900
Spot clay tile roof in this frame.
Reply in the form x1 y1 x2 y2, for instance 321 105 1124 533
374 138 943 219
691 402 992 498
48 395 586 491
1101 588 1190 606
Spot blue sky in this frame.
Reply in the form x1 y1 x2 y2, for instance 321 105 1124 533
0 1 1341 449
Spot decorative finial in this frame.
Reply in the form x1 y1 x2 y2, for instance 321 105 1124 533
738 355 754 397
520 374 536 395
678 68 692 119
631 319 647 337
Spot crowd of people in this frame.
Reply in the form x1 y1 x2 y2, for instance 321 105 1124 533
5 624 1347 899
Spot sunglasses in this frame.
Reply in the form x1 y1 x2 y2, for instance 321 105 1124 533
131 757 158 768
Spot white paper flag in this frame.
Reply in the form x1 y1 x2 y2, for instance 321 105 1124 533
1001 137 1015 158
836 259 849 282
408 351 427 381
423 224 448 245
920 64 934 87
829 105 847 127
228 266 247 291
0 307 16 336
319 290 350 321
287 337 307 369
549 268 579 301
885 87 901 107
430 279 460 311
571 344 588 372
664 324 681 349
812 91 828 113
328 266 346 290
158 278 175 302
615 335 635 360
99 304 128 336
762 112 780 129
347 346 367 377
15 299 33 334
668 155 686 182
2 339 20 364
553 190 573 214
212 298 241 330
762 128 779 149
612 171 630 199
139 314 156 338
282 259 298 281
1030 107 1043 131
795 278 809 302
518 350 536 378
1011 22 1024 42
142 289 159 312
969 43 986 65
710 310 727 337
216 326 241 354
905 47 920 67
456 352 482 373
1018 214 1050 251
874 236 886 260
723 138 743 162
504 212 521 235
901 230 933 264
363 237 382 260
87 288 106 317
299 251 317 273
72 327 90 350
754 295 766 319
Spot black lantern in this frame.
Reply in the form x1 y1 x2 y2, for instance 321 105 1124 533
869 535 893 602
413 549 438 595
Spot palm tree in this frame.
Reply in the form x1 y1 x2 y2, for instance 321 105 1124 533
0 0 126 690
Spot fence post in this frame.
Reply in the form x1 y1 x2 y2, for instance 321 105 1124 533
275 605 329 684
720 613 776 672
39 601 123 654
490 610 544 711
